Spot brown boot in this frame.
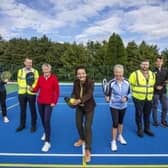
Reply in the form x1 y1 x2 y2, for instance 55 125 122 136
73 139 84 147
85 149 91 163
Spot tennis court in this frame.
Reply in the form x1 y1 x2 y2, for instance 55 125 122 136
0 83 168 167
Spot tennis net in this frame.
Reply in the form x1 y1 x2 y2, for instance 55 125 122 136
7 82 104 97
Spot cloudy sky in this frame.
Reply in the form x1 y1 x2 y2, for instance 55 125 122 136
0 0 168 51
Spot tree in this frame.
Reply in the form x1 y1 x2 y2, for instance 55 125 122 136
161 48 168 68
138 41 159 68
59 43 88 81
106 33 126 78
0 34 165 81
86 41 108 80
126 41 140 75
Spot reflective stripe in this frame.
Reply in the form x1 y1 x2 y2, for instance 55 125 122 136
19 86 27 89
18 77 26 80
132 90 153 94
135 71 139 86
130 84 153 88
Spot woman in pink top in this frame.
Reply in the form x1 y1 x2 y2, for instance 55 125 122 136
33 63 59 152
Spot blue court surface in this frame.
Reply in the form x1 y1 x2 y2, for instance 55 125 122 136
0 84 168 168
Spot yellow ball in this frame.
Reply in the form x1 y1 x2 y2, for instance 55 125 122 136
69 98 76 104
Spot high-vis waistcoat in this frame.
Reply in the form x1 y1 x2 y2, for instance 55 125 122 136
17 68 39 95
129 70 155 100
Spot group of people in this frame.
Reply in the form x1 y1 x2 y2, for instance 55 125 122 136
106 56 168 153
16 58 60 154
0 56 168 163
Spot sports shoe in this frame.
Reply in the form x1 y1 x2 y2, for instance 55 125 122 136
3 116 9 123
111 140 117 152
74 139 84 147
41 133 46 141
41 142 51 152
118 134 127 145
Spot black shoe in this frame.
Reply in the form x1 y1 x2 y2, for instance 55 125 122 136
137 129 144 137
161 121 168 128
152 121 159 127
144 129 154 136
16 126 25 132
30 126 36 133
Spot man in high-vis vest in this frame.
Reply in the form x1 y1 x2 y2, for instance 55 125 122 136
16 58 39 132
129 59 155 137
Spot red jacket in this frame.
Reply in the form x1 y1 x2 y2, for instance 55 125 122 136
33 74 59 105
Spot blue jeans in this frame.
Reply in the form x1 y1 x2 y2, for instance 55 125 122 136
152 93 168 123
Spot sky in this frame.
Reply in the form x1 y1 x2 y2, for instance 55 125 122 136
0 0 168 51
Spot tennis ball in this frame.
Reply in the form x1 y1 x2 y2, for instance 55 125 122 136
69 98 76 104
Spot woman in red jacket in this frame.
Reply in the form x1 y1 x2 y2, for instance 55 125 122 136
33 63 59 152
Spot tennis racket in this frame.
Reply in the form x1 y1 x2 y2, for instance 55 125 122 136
102 78 110 96
64 97 76 108
26 72 35 86
0 71 12 81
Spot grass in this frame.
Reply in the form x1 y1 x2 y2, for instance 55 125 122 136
6 83 17 93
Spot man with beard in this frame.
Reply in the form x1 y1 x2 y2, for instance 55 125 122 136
129 60 155 137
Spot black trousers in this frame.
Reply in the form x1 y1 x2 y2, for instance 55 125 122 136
76 107 94 151
38 104 53 142
133 98 152 130
18 94 37 127
0 91 7 117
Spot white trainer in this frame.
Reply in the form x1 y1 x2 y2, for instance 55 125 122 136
41 133 46 141
118 134 127 145
41 142 51 152
111 140 117 151
3 116 9 123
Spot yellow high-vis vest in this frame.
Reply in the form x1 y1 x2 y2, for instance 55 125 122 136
129 70 155 100
17 68 39 95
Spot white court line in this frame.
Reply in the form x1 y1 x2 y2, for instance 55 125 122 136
7 103 19 110
7 97 16 101
0 153 82 157
57 102 134 105
91 154 168 157
0 153 168 157
0 103 19 113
